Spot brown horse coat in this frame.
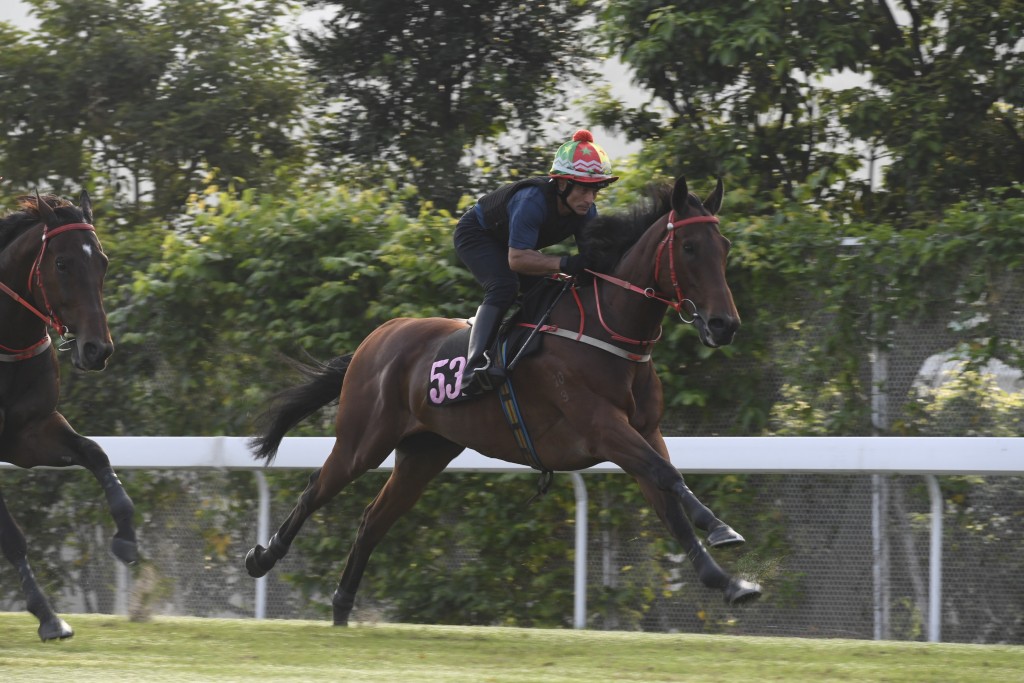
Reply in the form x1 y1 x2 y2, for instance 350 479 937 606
247 176 761 623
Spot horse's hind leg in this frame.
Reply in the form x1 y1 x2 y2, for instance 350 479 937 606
333 435 461 626
246 429 405 579
246 467 326 578
0 490 73 641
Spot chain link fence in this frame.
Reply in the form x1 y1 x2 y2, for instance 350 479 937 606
0 466 1019 644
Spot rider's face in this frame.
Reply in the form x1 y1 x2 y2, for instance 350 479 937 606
561 181 604 215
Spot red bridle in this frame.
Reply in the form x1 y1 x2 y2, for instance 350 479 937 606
0 222 97 359
655 212 721 319
584 212 721 345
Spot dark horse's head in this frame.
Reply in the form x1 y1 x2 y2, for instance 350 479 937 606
579 175 740 348
6 192 114 370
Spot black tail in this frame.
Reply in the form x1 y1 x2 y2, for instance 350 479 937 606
249 354 353 463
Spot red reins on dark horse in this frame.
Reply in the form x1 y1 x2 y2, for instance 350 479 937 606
531 212 721 357
592 212 720 321
0 222 96 359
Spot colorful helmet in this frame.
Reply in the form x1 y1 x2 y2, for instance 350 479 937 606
548 129 619 184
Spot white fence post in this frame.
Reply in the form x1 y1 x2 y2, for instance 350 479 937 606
926 474 943 642
254 470 270 619
571 473 588 629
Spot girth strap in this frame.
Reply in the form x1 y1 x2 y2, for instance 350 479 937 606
497 340 553 501
528 325 652 362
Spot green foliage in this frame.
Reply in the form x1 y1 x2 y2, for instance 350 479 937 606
594 0 868 202
67 180 476 436
0 0 311 218
901 365 1024 437
297 0 595 210
595 0 1024 219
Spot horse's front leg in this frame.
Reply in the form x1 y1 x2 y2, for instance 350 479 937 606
597 422 760 605
0 490 73 641
20 416 137 565
633 474 760 605
92 462 138 565
645 430 745 547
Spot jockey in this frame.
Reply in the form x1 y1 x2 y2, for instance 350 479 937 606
453 128 619 396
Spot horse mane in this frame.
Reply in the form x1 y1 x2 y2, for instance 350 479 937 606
0 194 75 253
579 183 704 274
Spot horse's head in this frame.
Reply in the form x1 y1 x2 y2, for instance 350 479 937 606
33 191 114 370
659 176 740 348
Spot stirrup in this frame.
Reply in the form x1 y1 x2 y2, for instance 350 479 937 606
474 368 497 391
463 353 505 395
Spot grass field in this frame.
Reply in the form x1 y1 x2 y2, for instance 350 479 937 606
0 613 1021 682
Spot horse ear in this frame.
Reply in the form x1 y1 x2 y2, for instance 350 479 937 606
671 175 689 212
79 189 94 224
35 190 60 228
703 177 724 215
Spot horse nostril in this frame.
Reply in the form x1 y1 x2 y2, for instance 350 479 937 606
83 341 113 364
707 316 739 341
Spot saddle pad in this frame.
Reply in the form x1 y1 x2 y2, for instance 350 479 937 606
427 324 474 406
427 319 543 407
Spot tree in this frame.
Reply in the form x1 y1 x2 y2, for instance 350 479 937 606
594 1 1023 218
0 0 312 218
62 178 475 436
298 0 596 211
840 0 1024 216
592 0 870 204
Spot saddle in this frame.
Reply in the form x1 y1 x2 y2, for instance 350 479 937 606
427 278 567 407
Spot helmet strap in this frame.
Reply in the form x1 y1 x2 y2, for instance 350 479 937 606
557 179 575 209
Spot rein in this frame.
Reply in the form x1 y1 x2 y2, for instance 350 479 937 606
576 213 719 349
529 212 720 362
0 221 96 360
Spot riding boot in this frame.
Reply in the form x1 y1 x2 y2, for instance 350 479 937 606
463 304 506 395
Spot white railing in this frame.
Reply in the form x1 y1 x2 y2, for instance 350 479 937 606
12 436 1022 641
77 435 1024 474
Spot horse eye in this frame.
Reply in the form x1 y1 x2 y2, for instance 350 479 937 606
55 256 68 272
682 242 696 254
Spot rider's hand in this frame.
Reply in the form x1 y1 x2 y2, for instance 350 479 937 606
559 253 589 275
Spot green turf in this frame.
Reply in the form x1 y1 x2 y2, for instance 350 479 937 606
0 613 1020 682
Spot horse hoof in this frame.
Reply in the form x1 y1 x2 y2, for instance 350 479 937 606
111 537 139 565
245 546 269 578
39 618 74 642
724 577 762 606
706 526 745 548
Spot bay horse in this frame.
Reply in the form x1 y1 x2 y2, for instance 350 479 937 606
246 176 761 625
0 192 137 641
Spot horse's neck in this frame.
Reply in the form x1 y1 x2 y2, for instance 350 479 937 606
0 229 48 348
556 220 670 344
597 219 671 332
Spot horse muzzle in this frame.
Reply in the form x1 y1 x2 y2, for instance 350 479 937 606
695 314 739 348
70 337 114 371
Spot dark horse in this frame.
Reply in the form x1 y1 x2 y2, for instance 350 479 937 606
246 176 761 624
0 192 137 641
